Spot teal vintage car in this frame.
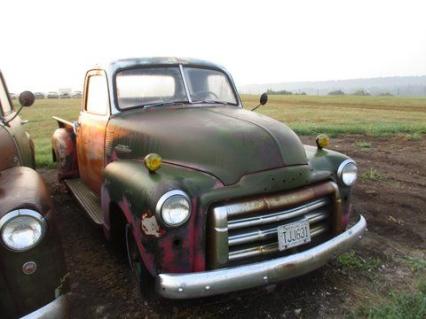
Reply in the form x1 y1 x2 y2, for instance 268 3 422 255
0 70 68 318
52 57 366 299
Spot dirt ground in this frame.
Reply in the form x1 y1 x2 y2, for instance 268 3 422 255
40 135 426 319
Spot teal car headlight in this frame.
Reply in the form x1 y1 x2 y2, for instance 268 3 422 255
0 209 46 252
337 159 358 186
156 190 191 227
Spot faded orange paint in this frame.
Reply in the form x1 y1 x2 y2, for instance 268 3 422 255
76 112 108 195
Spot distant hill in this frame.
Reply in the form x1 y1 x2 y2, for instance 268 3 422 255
239 76 426 96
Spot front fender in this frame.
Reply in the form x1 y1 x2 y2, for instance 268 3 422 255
305 145 351 181
0 167 67 317
304 145 355 228
102 160 221 275
0 166 52 217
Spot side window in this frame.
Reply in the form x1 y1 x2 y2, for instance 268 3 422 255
86 75 109 115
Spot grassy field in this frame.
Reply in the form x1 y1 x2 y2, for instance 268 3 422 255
20 99 80 167
243 94 426 136
19 95 426 167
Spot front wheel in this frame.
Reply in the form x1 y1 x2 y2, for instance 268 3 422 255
125 224 155 298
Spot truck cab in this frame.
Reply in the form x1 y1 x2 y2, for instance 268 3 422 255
52 57 366 299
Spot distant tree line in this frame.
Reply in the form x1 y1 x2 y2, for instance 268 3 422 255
264 88 394 97
327 89 393 96
267 89 306 95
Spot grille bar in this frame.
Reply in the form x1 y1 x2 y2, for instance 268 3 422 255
228 209 328 246
207 181 343 269
228 198 329 231
229 224 329 261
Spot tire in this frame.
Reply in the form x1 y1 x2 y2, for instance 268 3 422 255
125 224 155 299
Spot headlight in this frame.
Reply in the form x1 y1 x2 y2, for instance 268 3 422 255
156 190 191 227
0 209 46 252
337 159 358 186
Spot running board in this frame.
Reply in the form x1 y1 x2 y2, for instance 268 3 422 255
65 178 103 225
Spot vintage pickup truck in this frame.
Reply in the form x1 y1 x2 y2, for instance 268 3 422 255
52 57 366 299
0 70 67 318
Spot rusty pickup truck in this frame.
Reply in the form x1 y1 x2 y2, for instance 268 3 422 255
52 57 366 299
0 70 67 318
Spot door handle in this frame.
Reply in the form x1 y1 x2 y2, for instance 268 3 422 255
72 121 80 135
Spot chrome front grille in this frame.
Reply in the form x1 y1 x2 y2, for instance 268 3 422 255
207 181 343 269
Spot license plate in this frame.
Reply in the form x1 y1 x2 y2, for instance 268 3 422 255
278 219 311 251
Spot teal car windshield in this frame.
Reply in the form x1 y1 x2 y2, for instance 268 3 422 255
116 66 237 110
0 75 12 115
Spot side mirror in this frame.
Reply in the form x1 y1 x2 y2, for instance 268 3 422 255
3 91 35 125
260 93 268 105
251 92 268 111
19 91 35 107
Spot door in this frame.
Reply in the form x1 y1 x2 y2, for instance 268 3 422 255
76 70 110 195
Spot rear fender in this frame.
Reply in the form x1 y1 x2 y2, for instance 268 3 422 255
52 117 78 180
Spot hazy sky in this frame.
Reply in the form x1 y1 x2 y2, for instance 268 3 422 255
1 0 425 92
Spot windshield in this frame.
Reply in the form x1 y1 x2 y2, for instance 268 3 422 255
0 75 12 115
116 66 238 110
183 67 237 104
116 67 187 109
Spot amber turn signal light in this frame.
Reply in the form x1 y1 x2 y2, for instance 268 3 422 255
316 134 330 149
144 153 162 172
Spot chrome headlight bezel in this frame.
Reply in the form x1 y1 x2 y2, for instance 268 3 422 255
155 190 191 227
337 159 358 186
0 209 47 252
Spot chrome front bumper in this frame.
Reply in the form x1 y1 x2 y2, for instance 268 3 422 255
156 215 367 299
20 294 69 319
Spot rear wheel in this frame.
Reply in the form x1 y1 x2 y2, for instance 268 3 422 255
125 224 155 298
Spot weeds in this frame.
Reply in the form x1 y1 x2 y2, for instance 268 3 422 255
350 279 426 319
401 133 423 141
337 251 382 272
402 256 426 272
355 141 372 149
361 168 384 181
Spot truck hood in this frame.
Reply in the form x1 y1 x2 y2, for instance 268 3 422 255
108 106 307 185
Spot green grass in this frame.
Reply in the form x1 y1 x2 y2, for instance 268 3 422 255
19 99 80 168
347 255 426 318
243 94 426 137
350 280 426 319
402 256 426 273
355 140 372 149
402 132 423 141
361 168 385 181
337 251 382 272
19 95 426 167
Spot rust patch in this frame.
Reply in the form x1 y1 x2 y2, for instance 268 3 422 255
52 127 79 180
141 213 161 237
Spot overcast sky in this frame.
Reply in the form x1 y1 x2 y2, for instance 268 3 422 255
1 0 425 92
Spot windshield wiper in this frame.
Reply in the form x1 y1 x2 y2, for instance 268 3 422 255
143 100 191 109
192 99 235 106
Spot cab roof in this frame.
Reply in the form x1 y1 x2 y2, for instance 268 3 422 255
104 57 227 75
